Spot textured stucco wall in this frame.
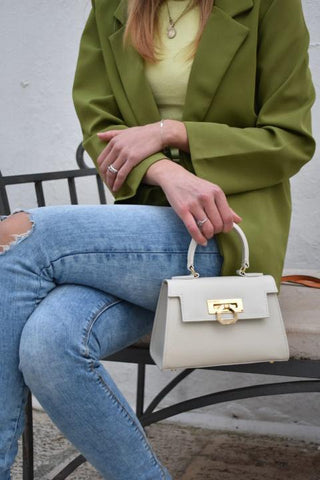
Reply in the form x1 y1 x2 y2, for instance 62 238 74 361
287 0 320 269
1 1 320 441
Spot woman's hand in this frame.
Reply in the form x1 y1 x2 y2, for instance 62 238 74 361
96 120 189 192
96 123 163 192
144 160 242 246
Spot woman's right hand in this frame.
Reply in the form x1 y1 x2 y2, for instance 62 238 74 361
144 160 242 246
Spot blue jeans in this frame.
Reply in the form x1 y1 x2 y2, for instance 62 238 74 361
0 204 222 480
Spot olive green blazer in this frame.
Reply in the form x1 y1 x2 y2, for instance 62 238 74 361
73 0 316 288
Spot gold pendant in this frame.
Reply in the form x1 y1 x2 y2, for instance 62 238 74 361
167 26 176 39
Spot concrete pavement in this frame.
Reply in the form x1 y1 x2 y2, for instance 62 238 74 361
12 409 320 479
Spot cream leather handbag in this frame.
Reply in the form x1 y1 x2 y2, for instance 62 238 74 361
150 224 290 370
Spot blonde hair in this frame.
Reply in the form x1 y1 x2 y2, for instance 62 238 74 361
124 0 214 63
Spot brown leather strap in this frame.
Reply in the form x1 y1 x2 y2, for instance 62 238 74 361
281 275 320 289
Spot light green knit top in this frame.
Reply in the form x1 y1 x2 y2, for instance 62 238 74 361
145 0 200 120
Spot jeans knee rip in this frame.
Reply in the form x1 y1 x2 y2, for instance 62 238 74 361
0 209 34 254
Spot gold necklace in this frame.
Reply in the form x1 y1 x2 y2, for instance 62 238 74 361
165 0 193 39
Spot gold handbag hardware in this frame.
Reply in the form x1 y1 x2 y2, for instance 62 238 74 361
207 298 243 325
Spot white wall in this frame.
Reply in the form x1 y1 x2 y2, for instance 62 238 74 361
287 0 320 269
1 1 319 440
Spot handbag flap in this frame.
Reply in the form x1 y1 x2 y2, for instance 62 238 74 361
166 275 278 322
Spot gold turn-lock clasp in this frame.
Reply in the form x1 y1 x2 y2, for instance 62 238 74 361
207 299 244 325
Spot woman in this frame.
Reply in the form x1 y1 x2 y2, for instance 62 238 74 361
0 0 315 479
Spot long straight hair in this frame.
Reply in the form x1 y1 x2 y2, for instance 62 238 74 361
124 0 214 63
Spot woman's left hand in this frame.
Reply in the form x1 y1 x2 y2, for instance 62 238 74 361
96 123 162 192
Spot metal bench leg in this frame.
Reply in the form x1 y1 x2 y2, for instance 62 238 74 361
23 391 34 480
136 363 146 418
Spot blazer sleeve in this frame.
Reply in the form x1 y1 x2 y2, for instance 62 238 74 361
184 0 316 195
72 2 166 201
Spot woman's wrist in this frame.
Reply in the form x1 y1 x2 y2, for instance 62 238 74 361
160 120 189 153
143 159 183 187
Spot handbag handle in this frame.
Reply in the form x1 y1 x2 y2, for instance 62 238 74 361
187 223 250 277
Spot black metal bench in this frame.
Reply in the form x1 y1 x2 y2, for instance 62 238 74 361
1 146 319 480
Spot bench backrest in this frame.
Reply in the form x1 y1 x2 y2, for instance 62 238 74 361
0 144 106 215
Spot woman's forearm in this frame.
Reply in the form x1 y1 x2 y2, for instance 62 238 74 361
95 120 190 192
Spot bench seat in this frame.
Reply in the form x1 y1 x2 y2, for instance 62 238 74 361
1 165 319 480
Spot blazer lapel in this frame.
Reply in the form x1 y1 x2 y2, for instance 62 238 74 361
108 0 253 125
182 0 253 121
109 1 161 125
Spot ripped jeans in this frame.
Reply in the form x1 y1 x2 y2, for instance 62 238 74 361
0 204 223 480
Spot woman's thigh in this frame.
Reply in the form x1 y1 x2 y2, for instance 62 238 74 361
10 204 223 311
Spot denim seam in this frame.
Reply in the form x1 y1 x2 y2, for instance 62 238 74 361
3 383 28 471
81 299 122 358
42 250 221 265
38 251 221 284
81 300 166 476
88 361 167 479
